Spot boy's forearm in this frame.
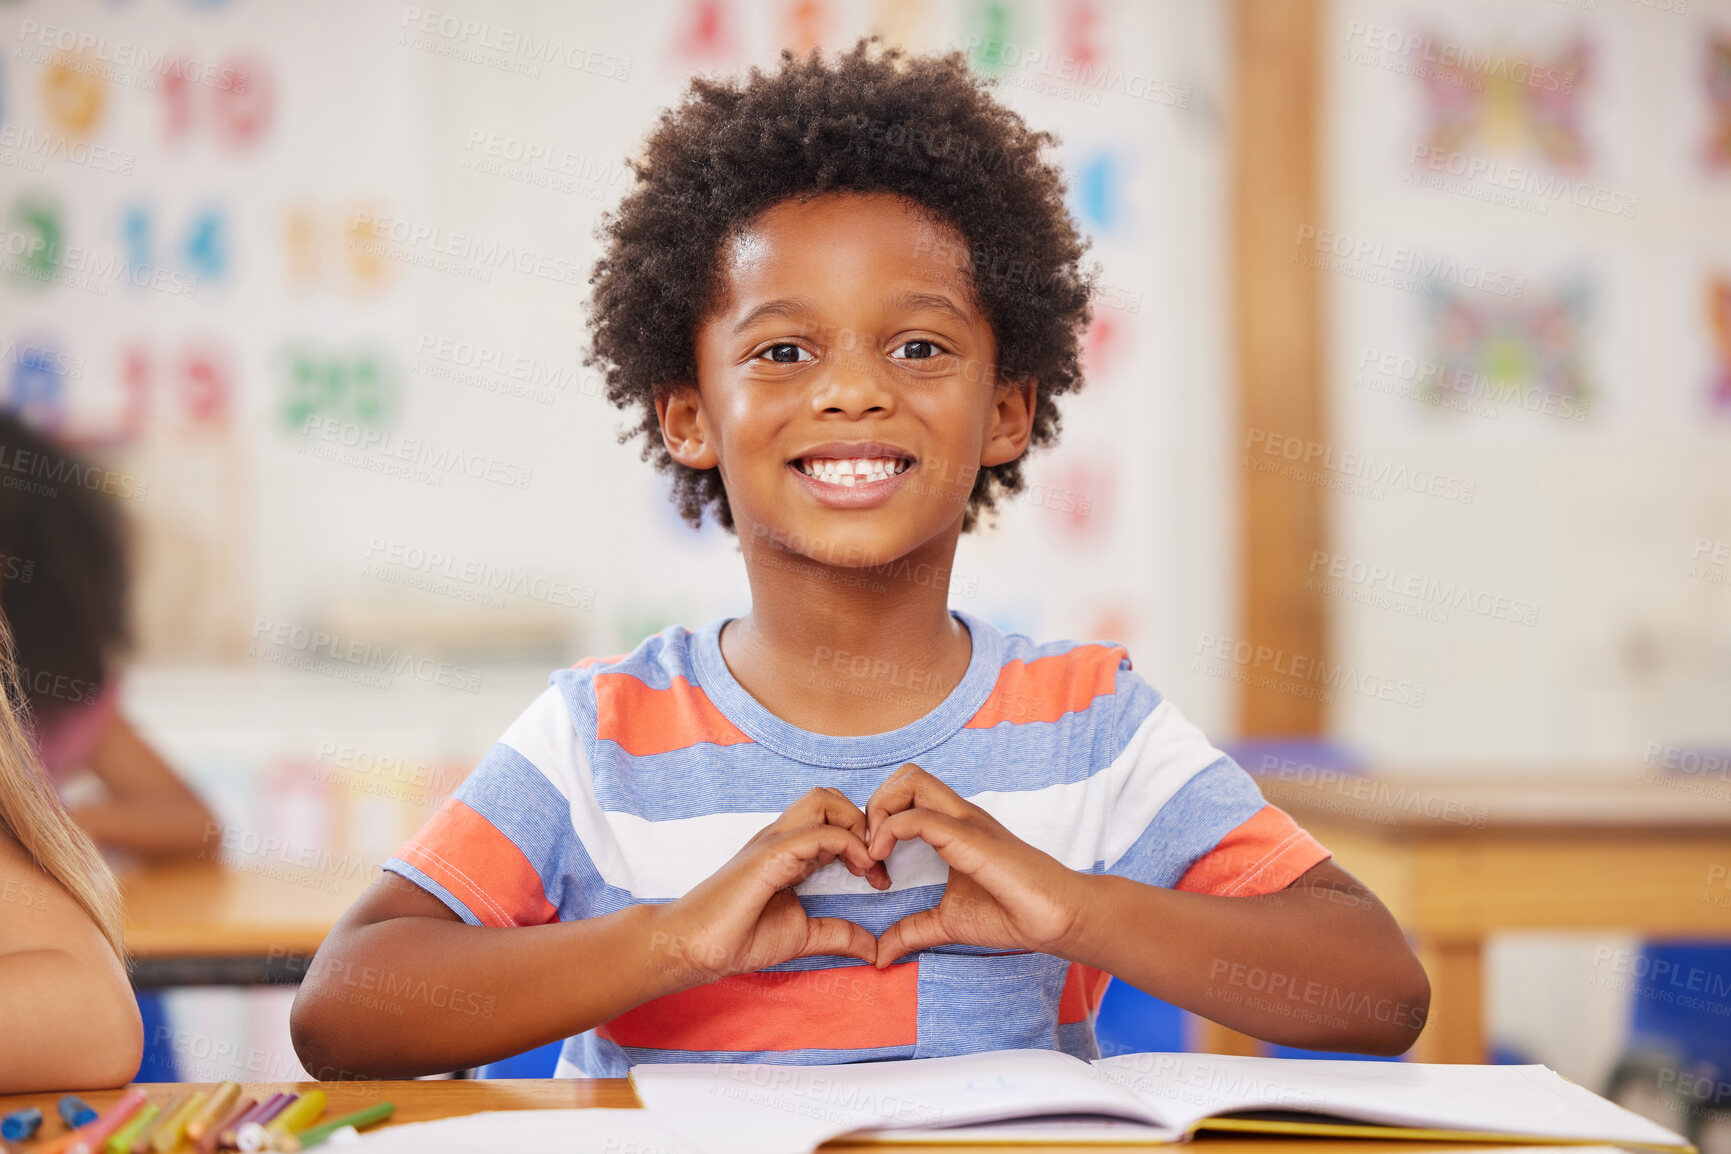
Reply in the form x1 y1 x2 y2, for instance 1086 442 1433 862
291 902 701 1078
1061 870 1430 1055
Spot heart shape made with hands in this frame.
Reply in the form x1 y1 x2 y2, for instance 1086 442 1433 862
786 762 1087 969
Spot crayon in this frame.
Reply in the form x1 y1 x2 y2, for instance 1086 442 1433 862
2 1107 43 1141
147 1093 206 1154
195 1096 254 1154
262 1091 323 1140
102 1103 158 1154
221 1095 288 1151
185 1083 241 1144
60 1096 100 1129
66 1088 146 1154
125 1099 175 1154
278 1104 393 1152
234 1096 295 1153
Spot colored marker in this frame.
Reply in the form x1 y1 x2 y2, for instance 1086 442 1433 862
147 1093 205 1154
185 1083 241 1144
3 1107 43 1141
234 1095 295 1153
102 1103 158 1154
263 1090 324 1141
67 1088 146 1154
195 1096 254 1154
279 1104 393 1152
60 1096 100 1129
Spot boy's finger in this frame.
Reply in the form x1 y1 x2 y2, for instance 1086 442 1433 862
865 763 968 836
799 916 878 966
867 809 982 872
760 826 877 891
875 907 952 967
778 787 871 845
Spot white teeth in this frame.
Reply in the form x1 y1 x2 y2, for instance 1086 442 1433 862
798 456 911 484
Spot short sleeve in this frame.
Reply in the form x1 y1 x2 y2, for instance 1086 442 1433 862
383 685 590 927
1099 667 1330 897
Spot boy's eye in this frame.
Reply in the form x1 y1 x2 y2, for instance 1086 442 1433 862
892 340 944 360
759 344 813 363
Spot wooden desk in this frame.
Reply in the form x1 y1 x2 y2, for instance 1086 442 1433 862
0 1080 1560 1153
1242 767 1731 1064
120 861 373 986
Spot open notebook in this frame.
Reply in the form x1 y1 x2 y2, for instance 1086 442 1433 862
630 1049 1694 1154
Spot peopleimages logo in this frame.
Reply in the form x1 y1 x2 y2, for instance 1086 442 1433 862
1293 226 1525 299
1342 23 1578 93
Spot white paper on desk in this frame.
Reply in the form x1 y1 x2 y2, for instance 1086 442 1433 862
343 1109 698 1153
1093 1052 1690 1145
633 1048 1173 1154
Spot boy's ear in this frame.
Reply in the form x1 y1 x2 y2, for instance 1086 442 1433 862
980 376 1038 468
655 384 719 470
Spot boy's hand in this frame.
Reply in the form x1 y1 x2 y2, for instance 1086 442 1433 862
866 764 1089 967
655 788 891 986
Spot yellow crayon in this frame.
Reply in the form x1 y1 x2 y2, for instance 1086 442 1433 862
103 1103 158 1154
263 1091 325 1139
149 1092 207 1154
126 1098 177 1154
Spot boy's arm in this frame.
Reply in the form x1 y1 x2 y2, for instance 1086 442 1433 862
71 714 219 860
291 787 884 1078
289 870 681 1079
867 765 1429 1056
1062 859 1430 1055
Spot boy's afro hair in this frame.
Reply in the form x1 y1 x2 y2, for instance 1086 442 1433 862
585 38 1095 533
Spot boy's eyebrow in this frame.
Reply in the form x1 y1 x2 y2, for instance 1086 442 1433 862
730 291 975 336
887 290 975 327
731 298 817 334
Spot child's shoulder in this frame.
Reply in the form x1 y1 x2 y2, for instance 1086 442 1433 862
963 613 1155 730
980 613 1136 678
560 621 704 687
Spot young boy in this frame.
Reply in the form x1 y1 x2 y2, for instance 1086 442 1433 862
291 42 1428 1080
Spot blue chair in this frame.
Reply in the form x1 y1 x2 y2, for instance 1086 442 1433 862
1094 981 1186 1057
135 990 179 1081
1624 941 1731 1075
476 1039 564 1078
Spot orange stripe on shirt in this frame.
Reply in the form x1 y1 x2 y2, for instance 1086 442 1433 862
965 644 1127 729
593 673 753 756
600 961 920 1052
395 798 557 928
1058 963 1114 1023
1175 805 1330 898
572 653 630 669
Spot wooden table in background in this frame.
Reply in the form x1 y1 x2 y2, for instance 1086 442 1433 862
1200 767 1731 1064
0 1080 1564 1153
121 861 373 986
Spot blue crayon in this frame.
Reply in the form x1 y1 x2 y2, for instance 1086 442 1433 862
59 1094 99 1128
2 1106 42 1141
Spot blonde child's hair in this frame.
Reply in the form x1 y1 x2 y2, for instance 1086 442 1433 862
0 615 126 958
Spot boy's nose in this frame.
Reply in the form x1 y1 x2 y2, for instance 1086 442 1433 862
810 355 896 417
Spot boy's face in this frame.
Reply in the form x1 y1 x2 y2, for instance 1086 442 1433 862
658 192 1035 569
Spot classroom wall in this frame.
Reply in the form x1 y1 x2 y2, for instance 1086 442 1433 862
1320 0 1731 1092
1323 0 1731 768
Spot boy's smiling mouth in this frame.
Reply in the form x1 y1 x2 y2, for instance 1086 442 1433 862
790 443 915 484
788 441 918 505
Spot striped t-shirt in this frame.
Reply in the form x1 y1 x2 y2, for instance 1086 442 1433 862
383 610 1330 1077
